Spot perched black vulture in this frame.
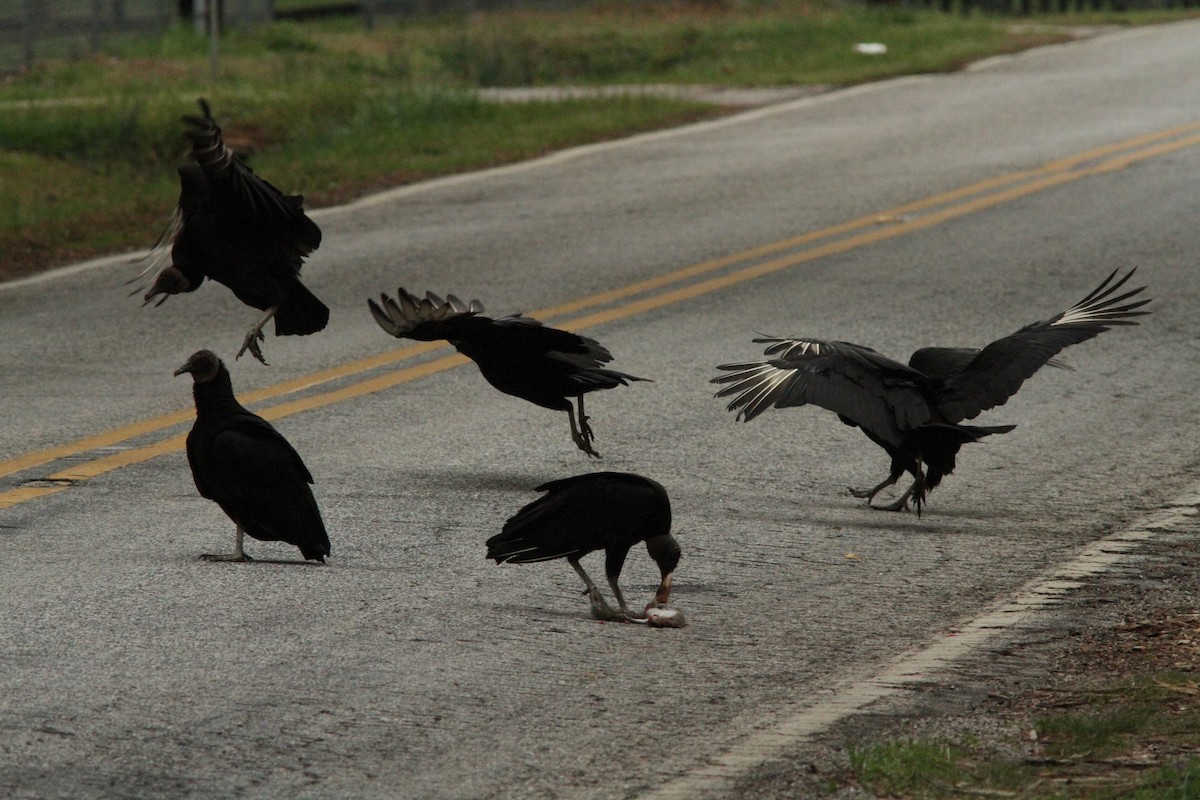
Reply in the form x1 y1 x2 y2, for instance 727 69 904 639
369 289 648 457
132 99 327 365
713 269 1150 514
486 472 682 623
175 350 330 562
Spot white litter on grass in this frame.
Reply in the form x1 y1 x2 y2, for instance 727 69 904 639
855 42 888 55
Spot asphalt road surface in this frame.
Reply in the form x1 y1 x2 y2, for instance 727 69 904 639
2 20 1200 800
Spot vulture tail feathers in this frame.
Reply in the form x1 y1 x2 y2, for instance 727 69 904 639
275 282 331 337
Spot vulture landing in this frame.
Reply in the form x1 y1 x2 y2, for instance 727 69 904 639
713 268 1150 514
486 472 684 626
132 99 327 365
175 350 330 563
369 289 649 458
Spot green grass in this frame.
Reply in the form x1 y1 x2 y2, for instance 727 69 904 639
2 0 1198 279
845 674 1200 798
849 739 969 796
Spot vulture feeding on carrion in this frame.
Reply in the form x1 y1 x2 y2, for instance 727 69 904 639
486 472 684 626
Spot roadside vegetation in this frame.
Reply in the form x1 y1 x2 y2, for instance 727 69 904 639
2 0 1197 280
845 672 1200 798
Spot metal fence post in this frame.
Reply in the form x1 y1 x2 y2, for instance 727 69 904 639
209 0 220 82
89 0 103 53
21 0 32 71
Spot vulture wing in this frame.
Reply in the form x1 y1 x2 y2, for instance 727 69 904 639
206 421 328 559
486 473 666 564
713 337 937 443
368 288 485 340
183 99 322 262
925 268 1150 422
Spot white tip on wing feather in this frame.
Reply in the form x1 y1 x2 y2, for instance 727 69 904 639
368 296 401 336
759 337 823 360
127 207 182 296
368 287 485 337
1050 267 1150 329
743 366 801 421
398 288 420 319
713 362 801 421
496 544 540 559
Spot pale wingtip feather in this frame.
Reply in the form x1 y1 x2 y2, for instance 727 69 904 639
369 287 484 337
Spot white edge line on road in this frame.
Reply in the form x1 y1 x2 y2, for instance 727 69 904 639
642 489 1200 800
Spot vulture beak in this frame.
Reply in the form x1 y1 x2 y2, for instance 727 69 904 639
173 361 194 377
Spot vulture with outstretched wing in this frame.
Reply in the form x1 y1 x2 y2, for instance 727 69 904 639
713 269 1150 514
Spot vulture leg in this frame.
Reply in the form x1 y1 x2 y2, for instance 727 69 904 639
236 306 278 365
848 474 899 502
871 481 918 512
201 524 255 562
606 574 633 617
871 461 927 516
570 559 626 621
566 398 601 459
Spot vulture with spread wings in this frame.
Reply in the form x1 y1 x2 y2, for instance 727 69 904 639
369 289 648 457
712 269 1150 515
132 99 327 365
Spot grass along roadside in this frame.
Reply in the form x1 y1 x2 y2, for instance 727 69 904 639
848 677 1200 799
3 1 1198 282
0 90 719 280
824 537 1200 799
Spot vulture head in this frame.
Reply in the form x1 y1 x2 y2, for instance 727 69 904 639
174 350 222 383
645 533 682 607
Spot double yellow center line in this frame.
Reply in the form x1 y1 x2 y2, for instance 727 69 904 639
3 122 1199 511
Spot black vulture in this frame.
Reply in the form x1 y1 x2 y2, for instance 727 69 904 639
132 99 327 365
174 350 331 562
486 472 682 624
369 288 648 458
712 269 1150 515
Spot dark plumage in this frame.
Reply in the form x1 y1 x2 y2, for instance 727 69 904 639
713 269 1150 514
175 350 330 562
486 472 681 621
369 289 648 457
133 99 327 365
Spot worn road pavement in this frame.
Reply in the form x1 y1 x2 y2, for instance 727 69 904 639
1 20 1199 799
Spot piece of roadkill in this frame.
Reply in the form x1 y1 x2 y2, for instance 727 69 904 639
642 603 687 628
592 602 688 628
